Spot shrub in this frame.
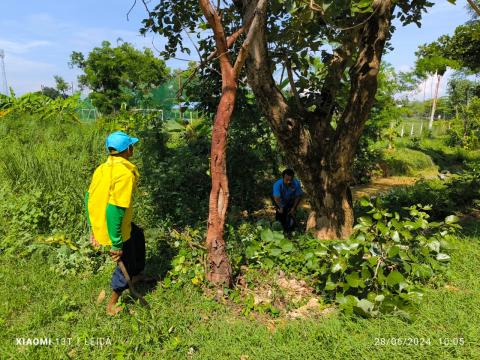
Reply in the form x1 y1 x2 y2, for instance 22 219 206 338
0 116 106 273
382 148 436 176
164 199 459 319
379 164 480 220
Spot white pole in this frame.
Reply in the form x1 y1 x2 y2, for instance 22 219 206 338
0 49 8 95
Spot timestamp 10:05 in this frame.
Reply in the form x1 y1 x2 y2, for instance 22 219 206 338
374 337 465 346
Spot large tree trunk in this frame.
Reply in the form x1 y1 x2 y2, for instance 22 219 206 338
302 163 354 239
242 0 393 239
205 71 236 285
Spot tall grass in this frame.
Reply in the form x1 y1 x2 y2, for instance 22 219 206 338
0 116 106 249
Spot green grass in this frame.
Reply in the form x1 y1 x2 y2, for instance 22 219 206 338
1 111 479 359
1 227 479 359
382 148 438 177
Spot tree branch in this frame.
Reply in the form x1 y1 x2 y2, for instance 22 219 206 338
176 24 248 98
233 0 267 79
127 0 137 21
199 0 232 73
316 43 354 120
178 7 258 96
242 0 307 155
336 0 394 160
467 0 480 17
286 59 304 111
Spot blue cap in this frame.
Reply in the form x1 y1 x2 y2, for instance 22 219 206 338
105 131 139 153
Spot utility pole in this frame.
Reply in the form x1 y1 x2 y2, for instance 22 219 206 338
0 49 8 95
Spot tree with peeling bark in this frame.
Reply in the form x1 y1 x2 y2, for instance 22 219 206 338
141 0 440 244
236 0 438 239
141 0 267 286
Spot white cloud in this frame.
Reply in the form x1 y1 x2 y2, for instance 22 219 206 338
408 68 455 101
70 27 152 51
2 54 57 94
0 39 52 54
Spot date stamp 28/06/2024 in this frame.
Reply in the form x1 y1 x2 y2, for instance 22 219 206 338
374 337 465 346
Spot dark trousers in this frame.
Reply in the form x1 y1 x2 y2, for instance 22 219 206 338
275 208 296 232
111 223 145 293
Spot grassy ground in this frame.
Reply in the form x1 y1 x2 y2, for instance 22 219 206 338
1 223 479 359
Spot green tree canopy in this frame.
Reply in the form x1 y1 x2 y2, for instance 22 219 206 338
445 21 480 73
415 38 459 77
140 0 436 240
448 75 480 109
54 75 69 96
69 40 169 114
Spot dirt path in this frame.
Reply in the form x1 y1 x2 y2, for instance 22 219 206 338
351 176 418 200
249 176 421 220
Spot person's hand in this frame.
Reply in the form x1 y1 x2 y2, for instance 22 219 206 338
278 207 284 214
110 249 123 263
90 233 100 247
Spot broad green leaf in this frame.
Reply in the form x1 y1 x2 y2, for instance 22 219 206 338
358 216 373 226
359 198 371 207
391 230 400 243
345 272 361 288
260 228 274 242
245 244 258 258
368 255 378 266
427 240 440 253
280 239 294 252
399 282 409 292
304 252 314 260
388 246 400 258
436 253 451 262
355 299 374 317
386 270 405 286
377 222 389 235
331 258 347 273
325 281 337 291
445 215 459 224
269 248 282 257
262 258 274 269
272 231 285 242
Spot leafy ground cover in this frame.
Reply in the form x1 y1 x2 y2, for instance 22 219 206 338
0 223 478 359
1 110 479 359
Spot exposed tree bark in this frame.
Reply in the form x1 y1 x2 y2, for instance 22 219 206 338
200 0 266 285
466 0 480 17
428 71 442 130
241 0 394 239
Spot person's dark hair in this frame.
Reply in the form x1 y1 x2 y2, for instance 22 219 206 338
108 145 132 156
282 168 295 177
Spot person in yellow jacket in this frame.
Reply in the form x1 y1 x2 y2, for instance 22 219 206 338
85 131 149 315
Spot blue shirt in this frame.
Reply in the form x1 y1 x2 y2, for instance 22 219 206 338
272 178 303 208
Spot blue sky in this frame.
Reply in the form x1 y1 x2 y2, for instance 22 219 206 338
0 0 472 98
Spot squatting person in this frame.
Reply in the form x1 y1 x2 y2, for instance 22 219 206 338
272 168 304 232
